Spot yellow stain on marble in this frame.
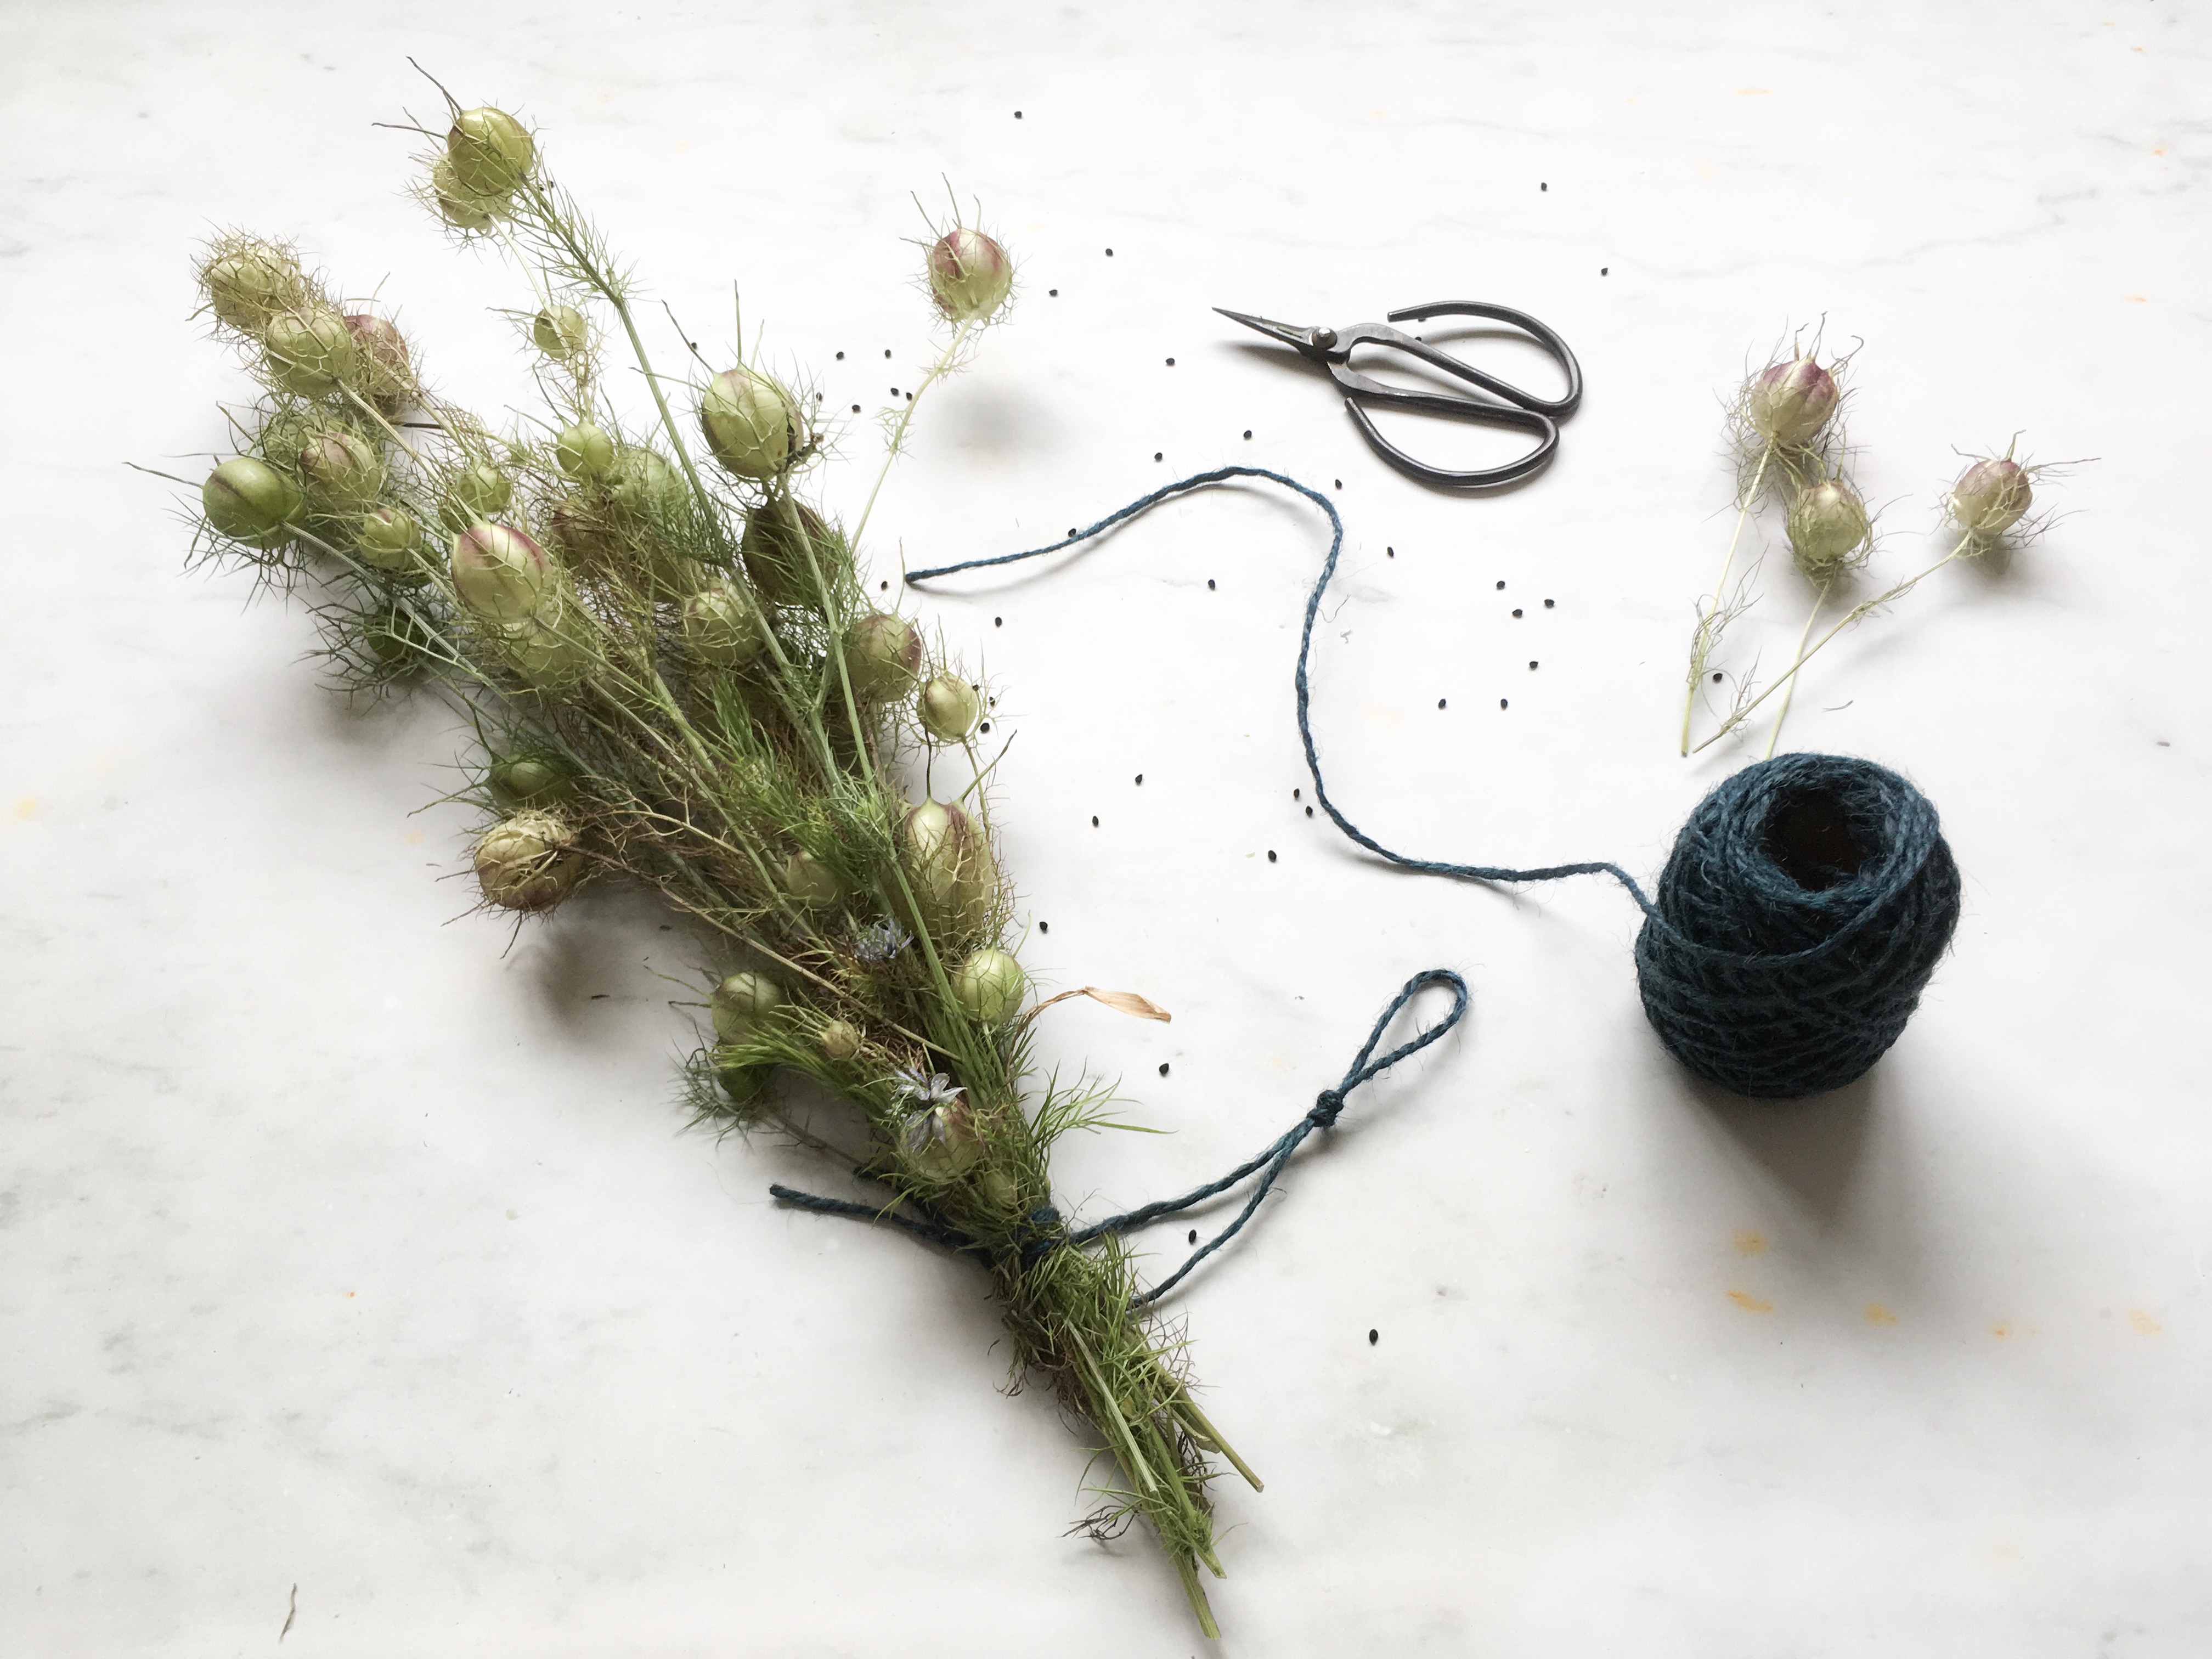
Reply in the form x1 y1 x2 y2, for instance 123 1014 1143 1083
1726 1289 1772 1314
1865 1304 1897 1326
403 828 425 846
2125 295 2148 303
2128 1309 2163 1335
12 797 35 820
1731 1228 1768 1256
1735 87 1773 96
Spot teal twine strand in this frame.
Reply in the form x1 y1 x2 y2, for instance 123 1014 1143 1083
775 468 1961 1293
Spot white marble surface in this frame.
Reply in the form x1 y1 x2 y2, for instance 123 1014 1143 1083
5 2 2210 1653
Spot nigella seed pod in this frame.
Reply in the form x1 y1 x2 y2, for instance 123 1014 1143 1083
473 810 584 911
431 155 503 229
448 106 536 198
494 598 595 691
701 368 805 479
904 1099 986 1181
532 304 588 360
896 798 996 944
440 459 514 532
1950 456 2033 540
927 228 1013 321
452 523 556 621
740 502 834 606
1747 358 1838 448
263 308 355 397
710 971 786 1044
918 672 981 742
343 314 411 400
680 580 766 668
1785 478 1870 579
782 850 844 909
297 428 386 514
951 947 1025 1026
489 752 577 809
201 458 302 549
356 506 425 575
843 612 923 701
200 241 302 332
606 447 689 521
554 420 614 481
820 1020 862 1062
363 602 435 670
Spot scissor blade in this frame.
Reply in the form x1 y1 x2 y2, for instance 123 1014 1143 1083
1215 307 1322 352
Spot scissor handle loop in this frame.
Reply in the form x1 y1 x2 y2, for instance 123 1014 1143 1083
1342 398 1560 489
1384 301 1582 419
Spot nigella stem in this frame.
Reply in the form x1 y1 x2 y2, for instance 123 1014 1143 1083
1762 577 1832 760
849 318 975 564
1683 443 1773 755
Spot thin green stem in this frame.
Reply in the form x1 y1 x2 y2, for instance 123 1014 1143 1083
1682 443 1773 755
849 319 973 562
1762 578 1832 761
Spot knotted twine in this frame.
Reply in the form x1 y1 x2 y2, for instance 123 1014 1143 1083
778 466 1960 1297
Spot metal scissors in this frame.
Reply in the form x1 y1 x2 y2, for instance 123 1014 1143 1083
1215 301 1582 487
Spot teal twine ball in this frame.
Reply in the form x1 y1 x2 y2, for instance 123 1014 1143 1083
1633 754 1961 1099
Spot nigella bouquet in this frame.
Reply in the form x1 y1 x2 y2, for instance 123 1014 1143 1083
167 83 1250 1635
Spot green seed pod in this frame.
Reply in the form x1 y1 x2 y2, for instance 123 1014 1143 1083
1950 457 2033 539
532 304 588 360
843 611 923 701
363 602 435 670
201 458 302 549
440 458 514 532
452 523 556 621
1746 358 1838 448
820 1020 862 1062
256 408 335 476
606 447 689 521
344 314 411 400
714 1057 766 1105
680 580 766 669
782 850 844 909
711 971 786 1044
495 601 595 691
1785 479 1870 580
927 228 1014 322
489 752 577 810
951 947 1025 1026
905 1100 985 1182
918 672 981 742
554 420 615 481
740 502 833 605
473 809 584 911
264 308 355 397
448 106 535 198
356 506 425 575
430 155 503 229
297 428 386 515
201 242 302 332
701 367 805 479
896 798 996 945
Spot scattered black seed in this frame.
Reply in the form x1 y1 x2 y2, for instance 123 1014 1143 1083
1601 266 1610 276
1541 182 1548 191
850 403 861 413
994 616 1002 627
1188 1229 1198 1245
1369 1328 1379 1345
1544 598 1555 608
1513 607 1523 618
1091 815 1099 827
1496 579 1506 590
1049 288 1059 297
1305 805 1313 817
1039 921 1049 933
1500 698 1509 709
1014 110 1023 119
1105 247 1114 256
1438 698 1447 709
1206 578 1216 590
1529 661 1539 670
1158 1062 1170 1076
1333 478 1342 489
979 720 992 733
1386 545 1395 557
905 392 912 402
1712 671 1724 683
1242 428 1252 439
884 349 892 358
880 580 889 590
1068 527 1078 537
1293 788 1301 799
1165 357 1175 366
1267 850 1278 862
836 351 845 360
1154 451 1163 461
1135 774 1143 785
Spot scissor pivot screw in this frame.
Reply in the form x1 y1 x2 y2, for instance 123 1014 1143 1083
1310 327 1338 348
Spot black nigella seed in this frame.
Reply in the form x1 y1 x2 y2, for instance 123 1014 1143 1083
1601 267 1610 276
1369 1328 1379 1345
1014 110 1023 119
1068 527 1078 537
1438 698 1447 709
1305 805 1313 817
1513 607 1523 618
1207 578 1216 590
1500 698 1510 709
1049 288 1059 297
905 392 912 402
1541 181 1548 191
1496 580 1506 590
1243 428 1252 439
1154 451 1163 461
1267 850 1278 863
884 349 891 359
880 580 888 590
1158 1062 1170 1076
979 720 991 733
1544 598 1555 608
835 351 845 360
1105 247 1114 256
1712 671 1724 683
1091 815 1099 827
1039 921 1048 933
1165 357 1175 366
1530 661 1539 670
850 404 861 413
1135 774 1143 785
1333 478 1342 489
1293 787 1301 799
1386 545 1395 557
994 616 1002 627
1188 1229 1197 1245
